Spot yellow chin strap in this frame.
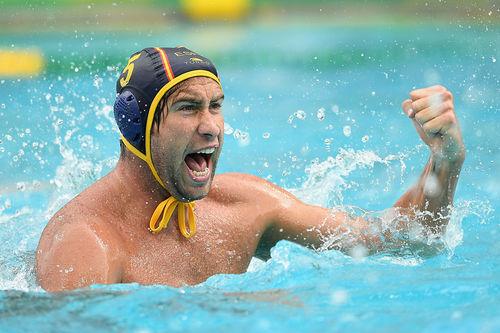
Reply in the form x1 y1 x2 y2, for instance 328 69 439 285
148 196 196 238
120 70 222 239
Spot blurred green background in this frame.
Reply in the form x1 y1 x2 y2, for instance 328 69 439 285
0 0 497 77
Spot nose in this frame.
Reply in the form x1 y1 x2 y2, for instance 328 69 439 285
197 110 220 141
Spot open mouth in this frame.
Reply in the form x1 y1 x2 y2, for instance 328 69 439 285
184 147 215 183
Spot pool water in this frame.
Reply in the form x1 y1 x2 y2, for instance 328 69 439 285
0 24 499 332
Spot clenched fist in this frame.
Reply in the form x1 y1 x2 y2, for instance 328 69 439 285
402 85 465 163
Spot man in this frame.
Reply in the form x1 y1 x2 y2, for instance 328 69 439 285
36 47 465 292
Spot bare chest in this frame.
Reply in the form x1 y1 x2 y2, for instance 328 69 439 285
120 203 263 286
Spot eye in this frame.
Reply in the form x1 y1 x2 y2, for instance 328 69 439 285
210 102 222 111
178 104 197 112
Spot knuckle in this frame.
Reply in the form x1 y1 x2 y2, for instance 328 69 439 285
445 100 454 110
415 112 424 123
434 84 446 92
446 113 456 123
442 90 453 101
439 113 454 126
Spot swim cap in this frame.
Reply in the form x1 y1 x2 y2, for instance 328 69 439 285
114 46 221 189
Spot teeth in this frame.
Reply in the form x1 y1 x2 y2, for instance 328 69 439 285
197 147 215 154
192 167 210 177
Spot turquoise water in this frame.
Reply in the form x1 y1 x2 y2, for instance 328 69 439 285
0 24 499 332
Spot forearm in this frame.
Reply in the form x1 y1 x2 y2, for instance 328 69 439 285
394 152 464 233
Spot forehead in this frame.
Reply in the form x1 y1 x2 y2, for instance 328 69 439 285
168 77 222 101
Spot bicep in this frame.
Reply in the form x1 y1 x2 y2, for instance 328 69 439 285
232 174 380 257
36 223 121 292
264 198 382 254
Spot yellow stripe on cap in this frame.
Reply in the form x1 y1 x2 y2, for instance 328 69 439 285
0 49 44 77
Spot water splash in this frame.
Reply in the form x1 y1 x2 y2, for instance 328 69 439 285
315 200 493 261
46 111 116 217
290 148 407 207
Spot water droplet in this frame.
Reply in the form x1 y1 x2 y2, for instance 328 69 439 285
234 129 250 146
224 123 234 135
343 126 351 137
350 244 368 261
324 138 332 151
451 310 463 320
294 110 306 120
424 173 441 197
300 144 309 155
330 289 349 305
316 107 326 121
93 75 103 89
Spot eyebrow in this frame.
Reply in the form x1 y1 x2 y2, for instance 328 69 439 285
171 94 225 106
213 94 224 102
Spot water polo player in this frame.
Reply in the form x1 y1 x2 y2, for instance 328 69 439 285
36 47 465 291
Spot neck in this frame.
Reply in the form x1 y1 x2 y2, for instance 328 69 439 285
111 152 171 210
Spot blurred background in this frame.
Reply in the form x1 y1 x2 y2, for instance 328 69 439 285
0 0 497 78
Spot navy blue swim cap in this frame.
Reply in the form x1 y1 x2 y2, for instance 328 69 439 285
114 47 220 154
113 46 222 190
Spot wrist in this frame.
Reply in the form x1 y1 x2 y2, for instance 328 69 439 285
431 139 465 165
430 148 465 173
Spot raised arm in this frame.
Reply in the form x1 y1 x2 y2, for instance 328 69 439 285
256 85 464 257
395 85 464 233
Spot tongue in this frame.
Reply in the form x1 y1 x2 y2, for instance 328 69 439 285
185 153 207 172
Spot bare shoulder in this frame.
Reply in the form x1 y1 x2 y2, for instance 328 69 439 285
210 173 299 207
36 190 124 291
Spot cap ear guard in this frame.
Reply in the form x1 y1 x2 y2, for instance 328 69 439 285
113 90 144 151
